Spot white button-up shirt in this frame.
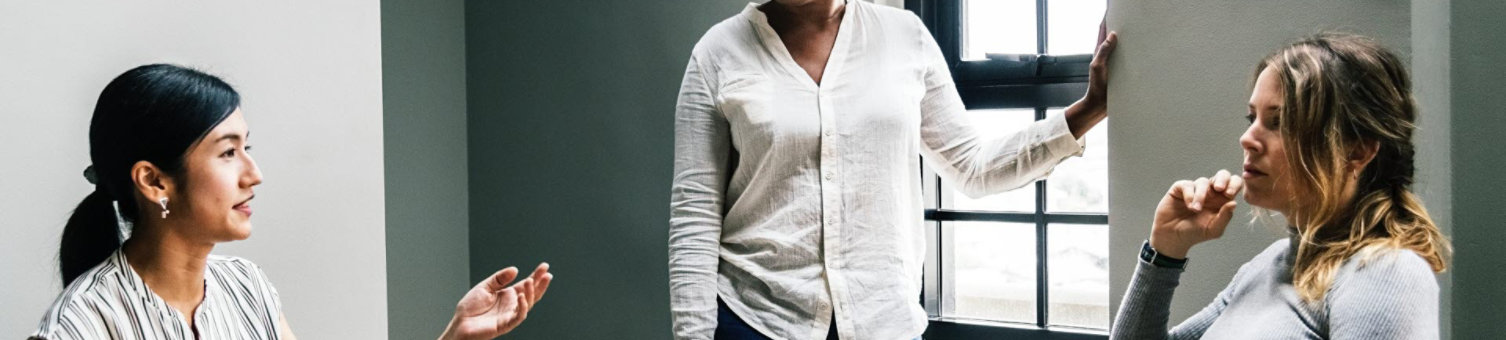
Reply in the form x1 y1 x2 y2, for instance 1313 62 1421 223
669 2 1086 339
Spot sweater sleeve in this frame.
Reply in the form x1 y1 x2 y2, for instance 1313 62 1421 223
1112 252 1259 340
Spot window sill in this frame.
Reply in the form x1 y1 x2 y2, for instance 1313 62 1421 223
925 317 1107 340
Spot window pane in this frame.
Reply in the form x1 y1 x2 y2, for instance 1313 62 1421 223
1047 111 1107 213
1046 0 1107 55
963 0 1037 60
946 109 1037 212
947 221 1037 323
1047 224 1109 329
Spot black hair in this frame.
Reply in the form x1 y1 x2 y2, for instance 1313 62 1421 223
60 64 240 286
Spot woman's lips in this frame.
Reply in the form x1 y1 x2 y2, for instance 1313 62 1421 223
234 196 254 217
1243 165 1267 178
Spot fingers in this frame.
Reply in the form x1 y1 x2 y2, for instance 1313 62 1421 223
1097 17 1107 45
497 289 529 335
516 278 533 311
1226 173 1245 197
480 267 519 293
532 267 553 304
1091 32 1119 69
1190 177 1210 211
1207 201 1239 239
1168 179 1192 202
1100 32 1118 56
530 262 550 279
1212 169 1231 195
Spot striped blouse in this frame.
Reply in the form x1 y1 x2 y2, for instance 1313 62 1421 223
29 249 285 340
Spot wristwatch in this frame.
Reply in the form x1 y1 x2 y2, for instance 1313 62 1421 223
1140 240 1188 270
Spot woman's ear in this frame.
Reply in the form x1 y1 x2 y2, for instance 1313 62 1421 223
131 160 175 204
1348 139 1381 175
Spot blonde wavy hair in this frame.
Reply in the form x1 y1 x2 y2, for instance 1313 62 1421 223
1256 33 1451 303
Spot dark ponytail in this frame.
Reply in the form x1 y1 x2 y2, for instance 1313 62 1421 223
60 64 240 286
60 190 123 285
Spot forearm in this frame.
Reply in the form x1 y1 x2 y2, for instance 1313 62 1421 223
1063 96 1107 139
1111 260 1185 340
667 224 720 340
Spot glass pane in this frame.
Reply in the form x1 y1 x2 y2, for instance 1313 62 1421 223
1047 112 1107 213
1046 0 1107 55
963 0 1037 61
1047 224 1109 329
947 109 1037 212
948 221 1037 323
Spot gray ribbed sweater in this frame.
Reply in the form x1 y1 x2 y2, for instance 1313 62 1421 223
1111 238 1439 340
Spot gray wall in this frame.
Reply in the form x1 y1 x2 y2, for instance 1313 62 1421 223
1448 0 1506 337
0 1 388 338
1411 0 1452 337
463 0 747 337
1104 0 1414 324
383 0 472 338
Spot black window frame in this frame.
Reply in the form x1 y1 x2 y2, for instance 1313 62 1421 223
906 0 1110 338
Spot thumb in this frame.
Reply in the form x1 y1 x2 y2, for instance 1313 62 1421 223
480 267 520 293
1208 201 1239 236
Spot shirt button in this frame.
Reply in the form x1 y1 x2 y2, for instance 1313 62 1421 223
824 173 834 180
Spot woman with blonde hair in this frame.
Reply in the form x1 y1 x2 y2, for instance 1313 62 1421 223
1112 33 1451 339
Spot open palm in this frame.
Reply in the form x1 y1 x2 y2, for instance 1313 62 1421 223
442 263 553 340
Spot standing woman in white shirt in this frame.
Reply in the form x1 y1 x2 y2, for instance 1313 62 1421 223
32 64 552 340
668 1 1118 339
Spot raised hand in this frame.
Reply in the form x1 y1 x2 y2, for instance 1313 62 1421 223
1149 170 1244 259
439 263 553 340
1065 30 1119 138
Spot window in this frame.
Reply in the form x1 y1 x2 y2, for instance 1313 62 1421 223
907 0 1109 338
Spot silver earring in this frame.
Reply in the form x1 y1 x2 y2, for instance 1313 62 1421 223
158 197 170 219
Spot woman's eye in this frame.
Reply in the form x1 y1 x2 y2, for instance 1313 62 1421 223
221 148 237 158
244 145 253 153
1244 113 1256 124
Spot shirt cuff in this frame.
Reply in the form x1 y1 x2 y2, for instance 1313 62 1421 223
1039 113 1087 158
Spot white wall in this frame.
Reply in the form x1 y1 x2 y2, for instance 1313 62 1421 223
1105 0 1413 324
0 2 388 338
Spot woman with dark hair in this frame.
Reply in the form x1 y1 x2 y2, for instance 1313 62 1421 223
31 64 552 340
1111 33 1451 339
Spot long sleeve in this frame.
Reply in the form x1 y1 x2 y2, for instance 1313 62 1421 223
1327 250 1440 340
668 54 729 340
910 15 1085 199
1112 259 1245 340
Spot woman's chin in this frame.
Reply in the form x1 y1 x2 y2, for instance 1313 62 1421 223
227 223 254 241
1243 191 1271 210
1241 191 1289 215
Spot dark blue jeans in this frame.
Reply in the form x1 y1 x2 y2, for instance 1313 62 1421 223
716 298 838 340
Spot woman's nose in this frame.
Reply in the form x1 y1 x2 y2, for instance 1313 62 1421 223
1239 124 1262 154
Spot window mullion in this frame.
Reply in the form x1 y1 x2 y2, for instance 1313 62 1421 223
1034 106 1050 328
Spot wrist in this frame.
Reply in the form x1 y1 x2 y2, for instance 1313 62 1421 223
1146 235 1189 260
1141 240 1189 269
1065 98 1107 138
438 319 460 340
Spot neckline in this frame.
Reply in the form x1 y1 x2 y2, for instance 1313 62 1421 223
743 1 856 90
115 250 215 331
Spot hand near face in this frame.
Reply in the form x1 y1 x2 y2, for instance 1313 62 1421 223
1150 170 1244 259
439 263 553 340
